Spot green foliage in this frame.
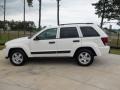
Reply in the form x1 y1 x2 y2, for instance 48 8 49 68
93 0 120 20
0 21 4 28
56 0 61 1
0 20 36 31
27 0 33 7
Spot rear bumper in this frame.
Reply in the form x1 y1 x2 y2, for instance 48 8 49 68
99 46 110 56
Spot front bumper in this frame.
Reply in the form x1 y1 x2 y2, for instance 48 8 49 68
3 48 9 59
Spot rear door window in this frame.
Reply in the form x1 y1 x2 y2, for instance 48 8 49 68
60 27 79 38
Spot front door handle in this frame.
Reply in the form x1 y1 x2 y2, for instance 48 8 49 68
73 40 80 43
49 41 55 44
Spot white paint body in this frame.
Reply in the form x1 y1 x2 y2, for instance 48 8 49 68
4 24 110 58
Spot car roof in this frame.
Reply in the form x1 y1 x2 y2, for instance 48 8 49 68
45 23 96 28
59 23 95 27
60 23 94 26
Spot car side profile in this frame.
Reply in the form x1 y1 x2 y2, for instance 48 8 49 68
4 23 110 66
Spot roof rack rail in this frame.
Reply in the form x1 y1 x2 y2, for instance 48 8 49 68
60 23 94 25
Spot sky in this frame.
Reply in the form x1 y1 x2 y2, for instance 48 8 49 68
0 0 119 29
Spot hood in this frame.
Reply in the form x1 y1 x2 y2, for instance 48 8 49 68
5 37 29 46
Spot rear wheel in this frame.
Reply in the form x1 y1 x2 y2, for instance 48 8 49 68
75 49 94 66
10 50 27 66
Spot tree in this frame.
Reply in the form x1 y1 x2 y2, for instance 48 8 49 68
27 0 41 29
27 0 61 26
56 0 61 25
27 0 33 7
3 0 6 32
38 0 42 29
0 20 36 31
93 0 120 28
23 0 26 35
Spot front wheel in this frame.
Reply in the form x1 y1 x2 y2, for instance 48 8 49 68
75 49 94 66
10 50 27 66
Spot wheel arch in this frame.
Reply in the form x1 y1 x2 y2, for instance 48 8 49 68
73 47 97 58
8 48 28 58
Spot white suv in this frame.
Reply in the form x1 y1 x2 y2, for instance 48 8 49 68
4 23 110 66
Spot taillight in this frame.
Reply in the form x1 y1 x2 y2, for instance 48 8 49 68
101 37 108 45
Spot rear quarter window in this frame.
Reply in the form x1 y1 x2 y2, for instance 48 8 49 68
80 26 100 37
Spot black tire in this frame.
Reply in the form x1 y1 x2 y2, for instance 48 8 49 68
75 49 94 66
9 49 27 66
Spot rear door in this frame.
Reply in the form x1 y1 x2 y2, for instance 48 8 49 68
56 26 81 57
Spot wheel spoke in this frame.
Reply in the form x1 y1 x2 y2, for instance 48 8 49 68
80 53 84 58
18 54 22 58
85 53 88 57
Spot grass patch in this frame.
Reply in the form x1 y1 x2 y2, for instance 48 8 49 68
110 48 120 55
0 31 36 44
0 31 35 50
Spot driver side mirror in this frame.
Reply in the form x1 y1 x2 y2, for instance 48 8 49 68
34 36 40 41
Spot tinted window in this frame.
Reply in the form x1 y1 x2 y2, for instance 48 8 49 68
80 27 100 37
60 27 79 38
37 28 57 40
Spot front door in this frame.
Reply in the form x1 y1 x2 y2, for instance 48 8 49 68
30 28 58 57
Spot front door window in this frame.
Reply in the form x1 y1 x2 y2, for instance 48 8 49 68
37 28 57 40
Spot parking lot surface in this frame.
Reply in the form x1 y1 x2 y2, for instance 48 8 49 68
0 50 120 90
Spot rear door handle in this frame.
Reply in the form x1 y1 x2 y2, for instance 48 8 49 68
73 40 80 43
49 41 55 44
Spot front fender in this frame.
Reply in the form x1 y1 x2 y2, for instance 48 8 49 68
7 43 31 57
